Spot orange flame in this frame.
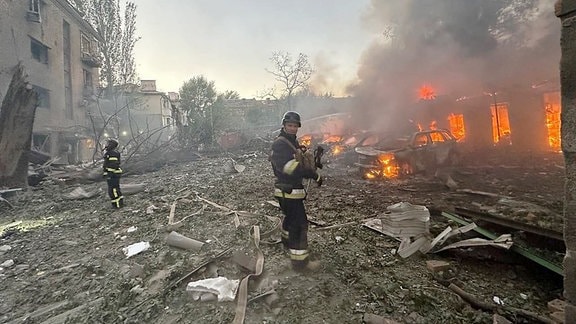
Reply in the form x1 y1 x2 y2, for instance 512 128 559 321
448 113 466 141
299 135 312 148
322 135 342 143
364 153 400 179
419 84 436 100
331 145 344 155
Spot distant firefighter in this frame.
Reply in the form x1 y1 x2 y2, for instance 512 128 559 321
102 138 124 209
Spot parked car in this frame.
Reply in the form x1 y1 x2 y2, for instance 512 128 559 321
354 129 461 179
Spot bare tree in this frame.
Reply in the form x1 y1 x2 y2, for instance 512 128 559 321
73 0 139 93
266 52 314 110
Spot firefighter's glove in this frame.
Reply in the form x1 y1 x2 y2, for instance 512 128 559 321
315 174 323 187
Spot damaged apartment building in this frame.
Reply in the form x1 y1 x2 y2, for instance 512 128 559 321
98 80 177 145
0 1 179 163
0 0 101 164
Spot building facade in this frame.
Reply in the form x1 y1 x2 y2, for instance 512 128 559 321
0 0 101 163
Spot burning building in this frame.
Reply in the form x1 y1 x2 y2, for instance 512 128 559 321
347 0 560 155
410 83 561 152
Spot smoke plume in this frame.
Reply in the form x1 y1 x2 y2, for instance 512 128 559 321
348 0 560 133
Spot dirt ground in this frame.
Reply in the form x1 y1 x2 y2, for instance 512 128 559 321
0 144 566 324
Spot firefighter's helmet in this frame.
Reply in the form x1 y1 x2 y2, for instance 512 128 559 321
282 111 301 127
106 138 119 150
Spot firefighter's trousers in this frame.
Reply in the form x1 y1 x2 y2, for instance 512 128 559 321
106 176 124 209
277 196 311 269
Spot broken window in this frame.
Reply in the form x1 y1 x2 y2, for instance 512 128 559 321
490 103 511 145
32 134 50 153
414 134 429 147
83 69 93 87
448 113 466 141
430 131 446 143
544 92 561 151
30 38 48 64
32 85 50 109
81 33 91 54
27 0 41 22
29 0 40 12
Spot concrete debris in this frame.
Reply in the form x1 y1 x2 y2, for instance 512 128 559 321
122 241 150 258
62 187 100 200
364 201 501 258
0 245 12 253
379 202 430 238
146 205 159 214
186 277 240 302
121 183 145 195
166 231 204 251
436 234 513 252
266 200 280 208
223 159 246 173
1 259 15 268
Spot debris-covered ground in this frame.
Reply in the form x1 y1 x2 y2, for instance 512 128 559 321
0 145 566 324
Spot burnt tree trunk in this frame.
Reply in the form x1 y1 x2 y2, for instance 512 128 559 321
557 1 576 322
0 63 38 188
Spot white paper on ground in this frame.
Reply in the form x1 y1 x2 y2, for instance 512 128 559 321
186 277 240 302
122 241 150 258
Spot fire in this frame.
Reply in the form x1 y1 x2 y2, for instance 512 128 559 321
544 92 561 151
490 103 512 145
331 145 344 155
363 153 400 179
418 84 436 100
299 134 312 147
448 113 466 141
322 135 342 143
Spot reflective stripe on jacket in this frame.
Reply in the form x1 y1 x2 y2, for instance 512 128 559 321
274 188 306 199
103 149 122 176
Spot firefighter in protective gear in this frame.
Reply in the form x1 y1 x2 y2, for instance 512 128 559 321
270 111 323 271
103 138 124 209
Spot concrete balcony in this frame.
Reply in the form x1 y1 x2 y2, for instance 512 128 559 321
81 52 101 68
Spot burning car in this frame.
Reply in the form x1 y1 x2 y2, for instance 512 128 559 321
354 129 461 179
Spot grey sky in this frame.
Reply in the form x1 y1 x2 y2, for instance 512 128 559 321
133 0 375 98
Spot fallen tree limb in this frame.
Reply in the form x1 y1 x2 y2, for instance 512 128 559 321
0 196 14 208
446 283 555 324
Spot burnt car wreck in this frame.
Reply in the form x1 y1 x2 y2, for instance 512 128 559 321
354 129 460 179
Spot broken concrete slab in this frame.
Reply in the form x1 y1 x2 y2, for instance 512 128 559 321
548 299 567 313
426 260 451 273
120 183 145 195
63 187 100 200
186 277 240 302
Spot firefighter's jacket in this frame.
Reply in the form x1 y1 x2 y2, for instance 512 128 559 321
270 129 319 199
103 149 123 178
